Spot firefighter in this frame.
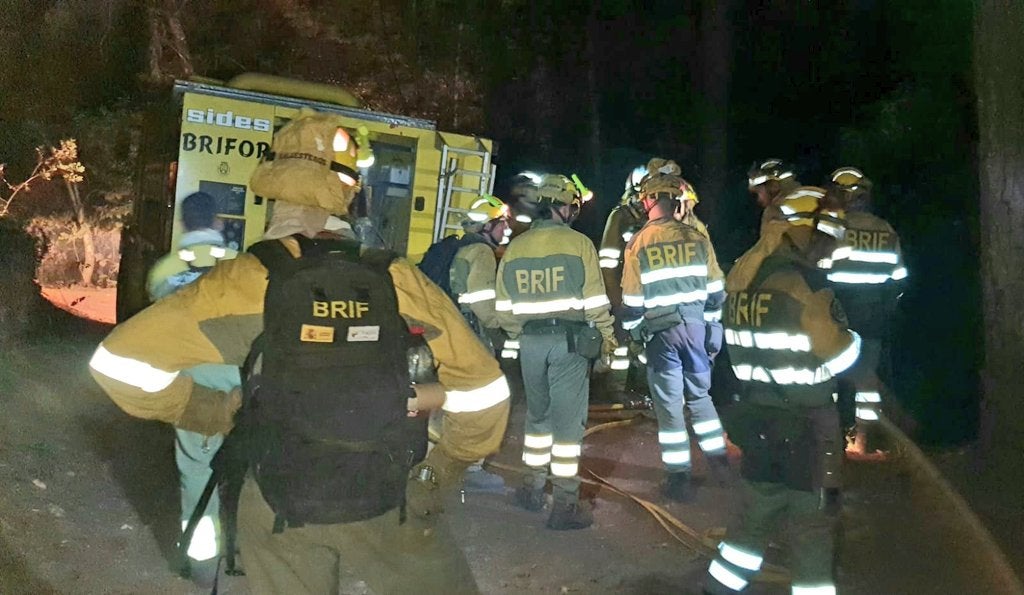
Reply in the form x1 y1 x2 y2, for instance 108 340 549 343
146 190 239 587
826 167 907 453
599 165 648 306
704 189 860 595
450 195 511 351
147 191 238 300
505 171 542 240
89 110 510 594
497 175 538 364
597 165 649 393
747 159 801 237
449 195 511 492
496 173 617 530
619 159 729 501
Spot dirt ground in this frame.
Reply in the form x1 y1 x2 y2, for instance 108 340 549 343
1 291 1021 594
40 285 117 325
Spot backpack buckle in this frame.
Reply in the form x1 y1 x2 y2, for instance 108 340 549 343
414 465 437 486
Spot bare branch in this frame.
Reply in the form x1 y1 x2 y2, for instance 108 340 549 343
0 140 86 219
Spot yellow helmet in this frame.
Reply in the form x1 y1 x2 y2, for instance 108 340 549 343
830 166 872 191
537 174 583 206
250 109 367 215
748 159 795 189
639 158 699 203
777 187 846 238
463 194 509 224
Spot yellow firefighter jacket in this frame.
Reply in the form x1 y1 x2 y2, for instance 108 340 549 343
620 217 726 331
598 205 643 310
825 209 905 338
450 240 500 330
495 218 615 342
89 236 510 463
724 242 861 407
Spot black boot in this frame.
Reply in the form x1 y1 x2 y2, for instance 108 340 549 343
706 454 736 488
514 485 546 512
663 471 694 502
186 557 220 590
546 498 593 530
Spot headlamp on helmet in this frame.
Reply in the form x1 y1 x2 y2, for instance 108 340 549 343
626 166 647 191
355 126 375 168
571 174 594 203
748 159 795 189
518 171 543 185
331 127 361 187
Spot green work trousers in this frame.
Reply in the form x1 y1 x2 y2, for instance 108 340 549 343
709 480 836 592
519 330 590 501
236 478 479 595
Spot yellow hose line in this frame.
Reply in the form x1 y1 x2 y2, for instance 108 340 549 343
586 470 790 585
488 417 790 584
583 417 640 437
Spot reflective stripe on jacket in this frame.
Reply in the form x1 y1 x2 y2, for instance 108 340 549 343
450 241 500 330
724 250 860 403
599 206 643 310
827 211 905 285
620 217 726 330
90 235 510 463
495 219 615 341
147 228 239 301
826 210 904 338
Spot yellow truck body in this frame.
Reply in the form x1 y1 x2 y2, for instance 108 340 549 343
117 74 495 321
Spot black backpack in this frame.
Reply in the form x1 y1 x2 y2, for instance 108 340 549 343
244 234 427 530
417 233 486 302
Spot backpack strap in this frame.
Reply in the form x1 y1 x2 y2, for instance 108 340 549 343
248 237 298 274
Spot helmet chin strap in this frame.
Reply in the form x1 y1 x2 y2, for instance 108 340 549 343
553 203 579 225
481 219 504 247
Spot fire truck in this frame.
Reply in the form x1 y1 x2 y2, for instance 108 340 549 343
116 73 496 321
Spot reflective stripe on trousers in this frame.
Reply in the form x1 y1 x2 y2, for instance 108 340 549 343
706 480 835 593
175 428 224 561
846 337 883 424
519 331 589 497
645 321 725 471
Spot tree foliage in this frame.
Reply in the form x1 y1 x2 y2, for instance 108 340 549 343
0 140 85 219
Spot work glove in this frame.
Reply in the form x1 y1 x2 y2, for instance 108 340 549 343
407 382 446 415
486 327 508 357
594 337 619 373
406 447 470 521
176 385 242 436
705 321 724 363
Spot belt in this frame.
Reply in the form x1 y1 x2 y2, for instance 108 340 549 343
522 318 584 334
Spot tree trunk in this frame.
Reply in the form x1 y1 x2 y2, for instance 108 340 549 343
696 0 735 231
974 0 1024 455
65 181 96 286
146 0 193 85
586 6 602 182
